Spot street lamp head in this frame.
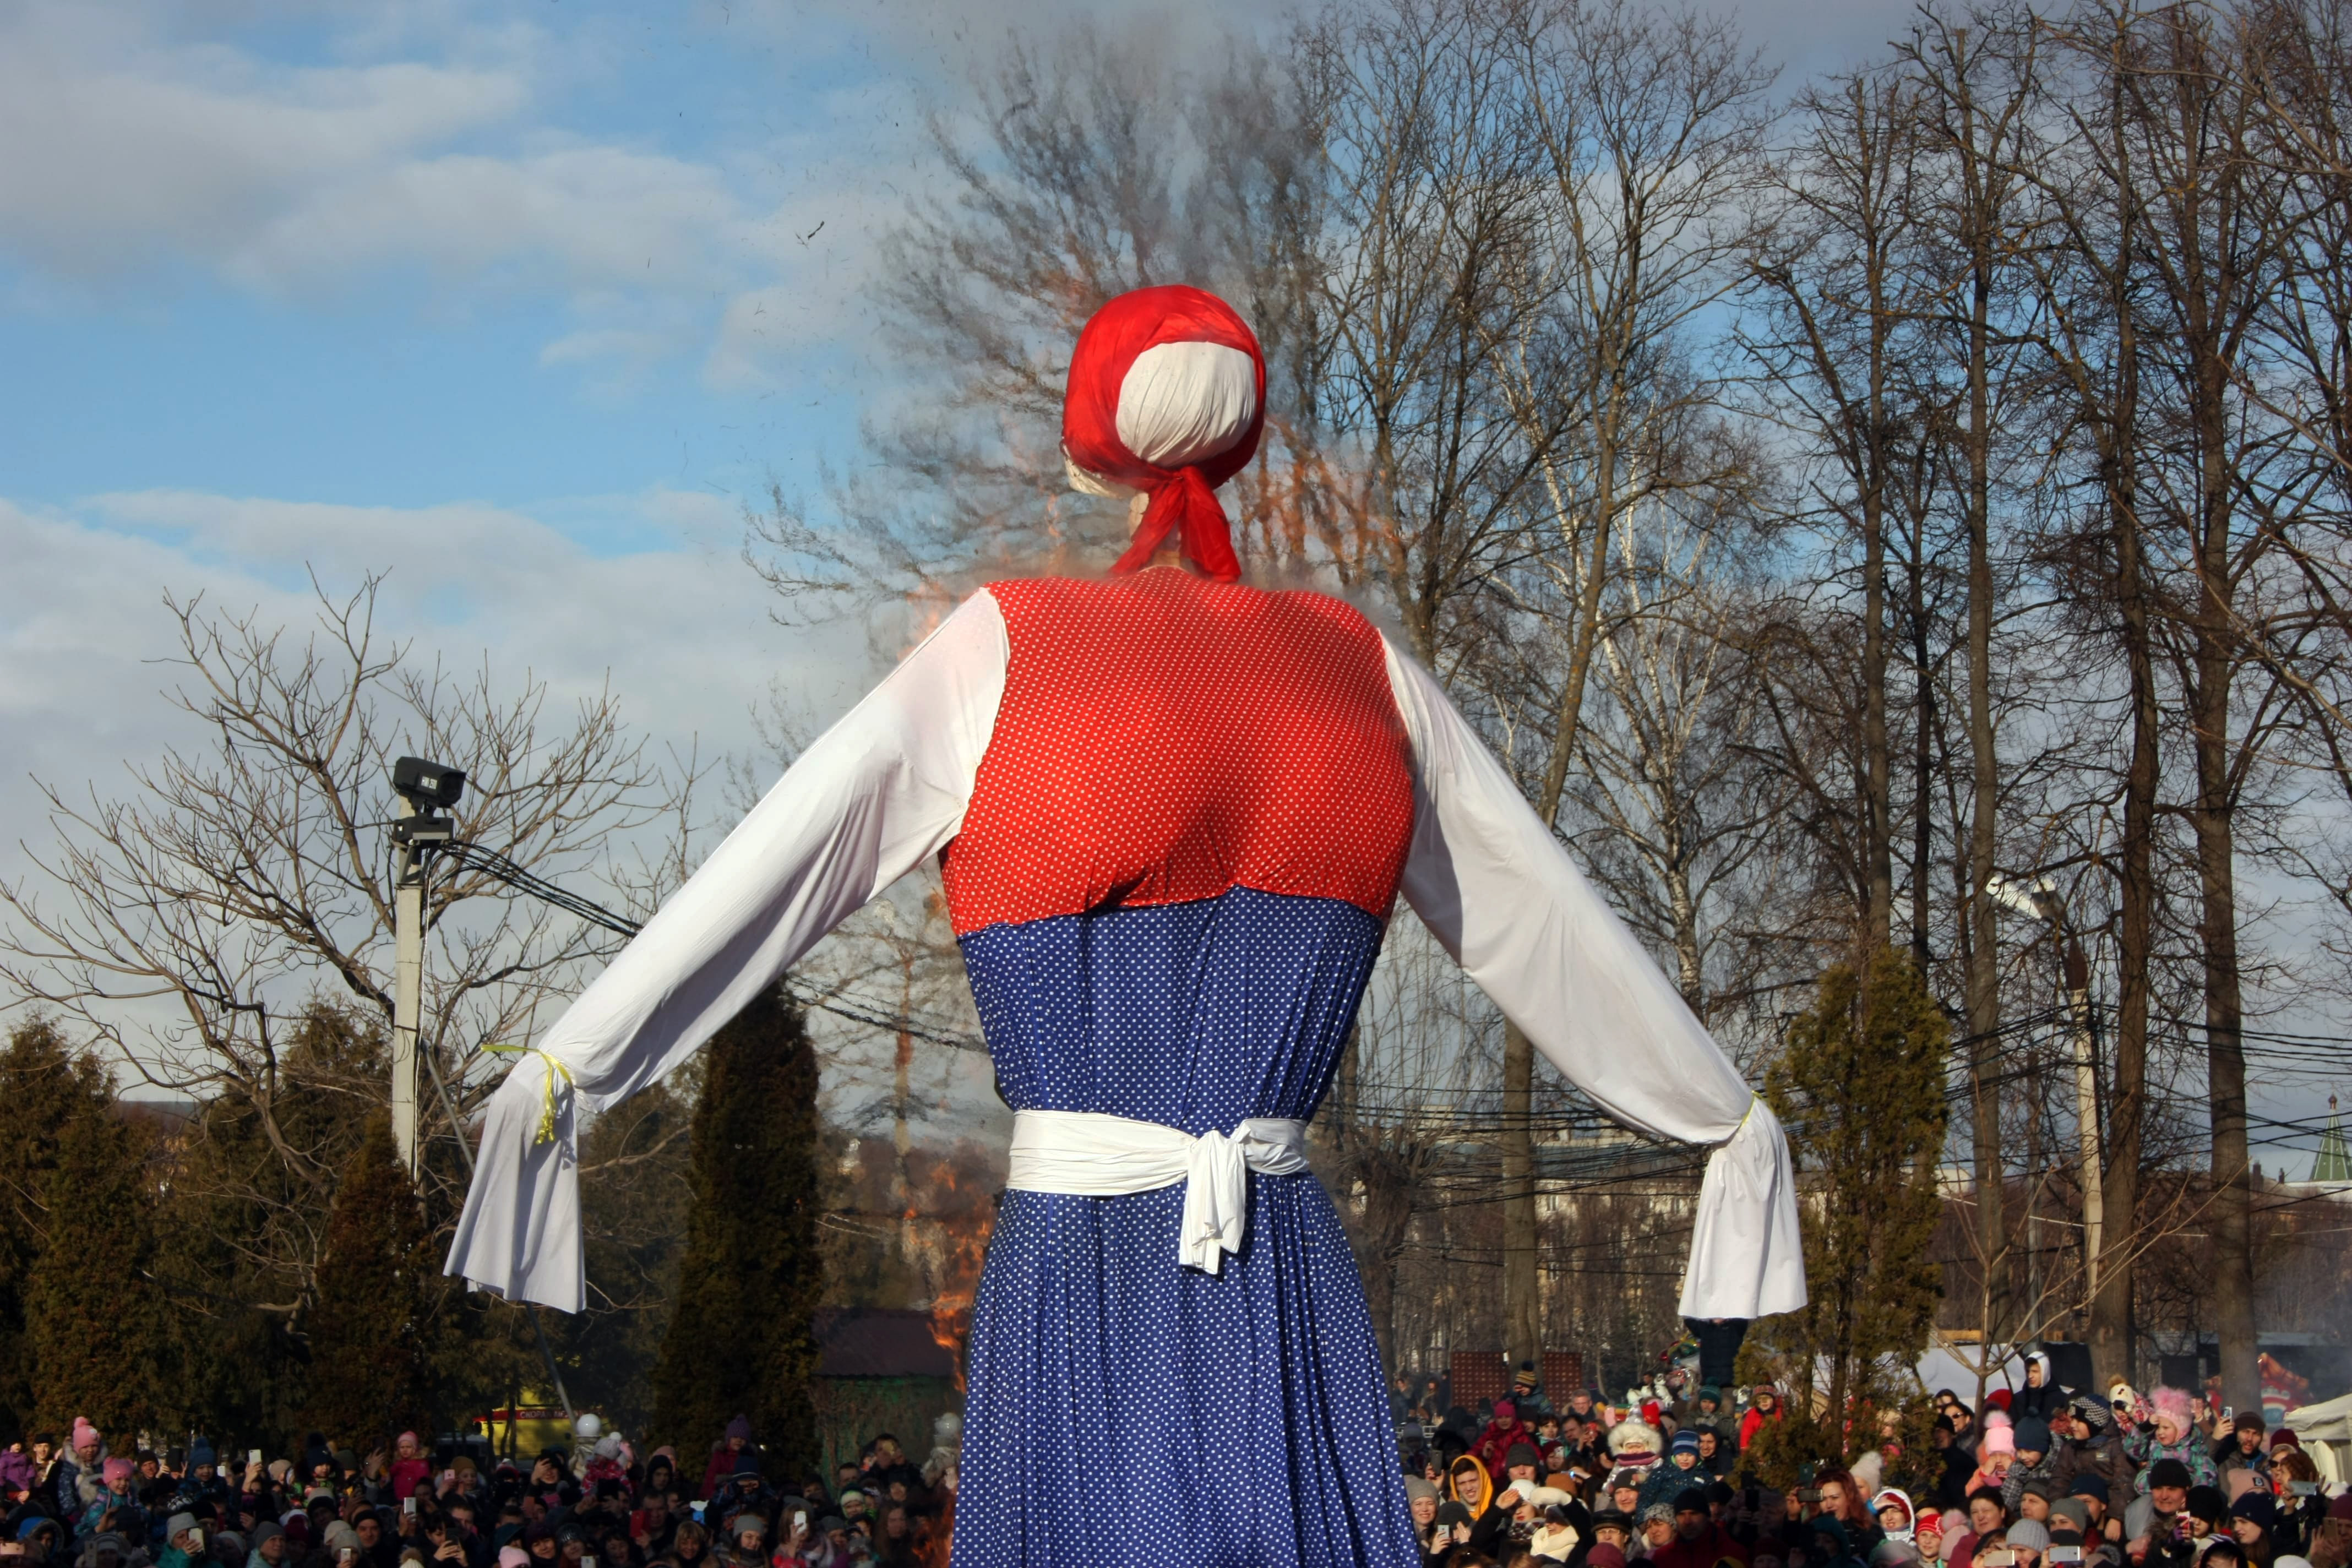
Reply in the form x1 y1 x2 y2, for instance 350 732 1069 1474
393 756 467 812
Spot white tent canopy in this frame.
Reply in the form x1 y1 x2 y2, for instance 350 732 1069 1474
1915 1343 2029 1401
2283 1390 2352 1483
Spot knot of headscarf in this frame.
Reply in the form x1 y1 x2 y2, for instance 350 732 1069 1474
1060 284 1266 583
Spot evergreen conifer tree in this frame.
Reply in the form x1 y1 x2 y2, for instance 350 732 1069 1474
1743 947 1948 1482
301 1114 444 1443
0 1019 118 1437
25 1076 159 1437
650 984 825 1471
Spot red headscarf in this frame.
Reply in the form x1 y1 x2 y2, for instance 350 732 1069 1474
1061 284 1266 582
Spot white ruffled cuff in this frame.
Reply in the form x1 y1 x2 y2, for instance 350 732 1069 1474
1678 1096 1807 1320
442 1061 584 1313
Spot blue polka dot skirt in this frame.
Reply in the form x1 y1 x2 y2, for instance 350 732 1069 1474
952 888 1418 1568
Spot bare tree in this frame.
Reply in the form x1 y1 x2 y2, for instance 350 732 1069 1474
0 578 692 1254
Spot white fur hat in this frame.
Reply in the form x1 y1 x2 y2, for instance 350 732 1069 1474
1609 1420 1662 1455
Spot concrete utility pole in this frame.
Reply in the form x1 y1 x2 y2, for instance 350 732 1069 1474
391 796 427 1182
388 756 464 1186
1990 875 2105 1314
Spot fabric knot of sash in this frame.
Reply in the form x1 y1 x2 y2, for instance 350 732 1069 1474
1004 1108 1314 1274
482 1042 576 1146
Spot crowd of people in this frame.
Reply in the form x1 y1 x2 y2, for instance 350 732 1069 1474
3 1355 2344 1568
0 1413 961 1568
1391 1355 2352 1568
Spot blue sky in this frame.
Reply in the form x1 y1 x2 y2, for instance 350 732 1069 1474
41 0 2306 1155
0 0 1928 804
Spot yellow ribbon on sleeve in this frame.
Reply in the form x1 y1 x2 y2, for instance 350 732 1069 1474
481 1043 576 1145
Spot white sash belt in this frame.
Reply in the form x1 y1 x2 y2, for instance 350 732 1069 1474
1004 1109 1314 1275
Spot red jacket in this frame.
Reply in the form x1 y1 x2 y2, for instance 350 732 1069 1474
1472 1418 1537 1482
1651 1525 1752 1568
1739 1404 1782 1451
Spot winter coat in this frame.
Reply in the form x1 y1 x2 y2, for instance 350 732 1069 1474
1619 1457 1684 1517
697 1448 743 1506
2013 1383 2073 1423
1474 1419 1539 1483
56 1456 105 1523
1740 1406 1782 1452
75 1495 145 1544
2121 1431 2217 1493
1649 1525 1752 1568
2053 1430 2138 1516
2001 1452 2062 1515
386 1462 429 1505
1933 1444 1978 1511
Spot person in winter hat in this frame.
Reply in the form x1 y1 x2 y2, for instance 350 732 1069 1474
75 1531 144 1568
2125 1391 2219 1494
176 1445 229 1515
699 1421 751 1505
2231 1493 2281 1568
1404 1474 1440 1536
2003 1421 2064 1516
1431 1501 1475 1558
76 1461 145 1543
2006 1518 2052 1568
151 1518 195 1568
1648 1487 1750 1568
2216 1414 2269 1482
386 1436 429 1506
59 1420 106 1525
2049 1398 2133 1516
1743 1387 1785 1452
1608 1422 1684 1517
1476 1401 1540 1484
2122 1458 2196 1555
1513 1363 1556 1425
243 1523 286 1568
1971 1425 2018 1498
19 1518 66 1566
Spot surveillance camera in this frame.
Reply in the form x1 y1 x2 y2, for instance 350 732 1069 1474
393 756 467 810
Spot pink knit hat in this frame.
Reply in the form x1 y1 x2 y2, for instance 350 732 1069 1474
70 1419 99 1452
1984 1426 2016 1456
102 1458 133 1485
2151 1387 2196 1428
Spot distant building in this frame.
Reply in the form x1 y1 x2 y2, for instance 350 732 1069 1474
2315 1097 2351 1187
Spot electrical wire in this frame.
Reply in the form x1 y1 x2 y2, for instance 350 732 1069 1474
432 838 989 1053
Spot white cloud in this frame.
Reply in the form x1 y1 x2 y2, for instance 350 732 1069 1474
226 142 751 295
0 489 873 880
0 8 529 277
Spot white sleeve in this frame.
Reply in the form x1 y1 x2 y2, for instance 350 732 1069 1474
445 589 1011 1311
1381 634 1806 1320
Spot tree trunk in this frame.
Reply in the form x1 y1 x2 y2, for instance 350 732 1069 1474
1862 148 1894 944
2182 149 2258 1411
1966 233 2008 1333
1512 366 1626 1378
1910 531 1936 974
1501 1021 1542 1371
2194 654 2258 1411
2092 68 2149 1382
